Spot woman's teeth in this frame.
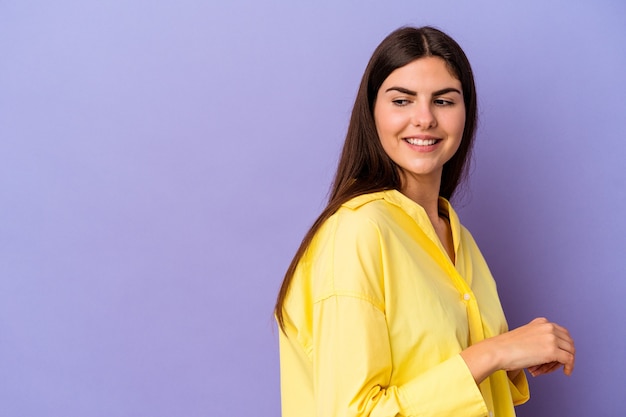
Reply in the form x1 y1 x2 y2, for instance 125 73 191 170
405 138 437 146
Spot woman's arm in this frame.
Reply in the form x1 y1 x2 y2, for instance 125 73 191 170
313 295 489 417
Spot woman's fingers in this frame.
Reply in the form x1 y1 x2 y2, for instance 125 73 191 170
554 328 576 375
534 319 576 370
529 361 561 376
554 325 575 350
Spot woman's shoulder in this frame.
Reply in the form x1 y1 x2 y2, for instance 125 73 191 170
305 192 397 260
337 189 436 232
341 191 390 211
315 191 400 239
336 190 405 221
318 193 388 245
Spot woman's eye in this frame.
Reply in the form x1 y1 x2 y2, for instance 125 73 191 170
434 99 453 106
392 99 410 106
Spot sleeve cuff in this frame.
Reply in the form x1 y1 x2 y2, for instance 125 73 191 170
509 369 530 405
398 354 488 417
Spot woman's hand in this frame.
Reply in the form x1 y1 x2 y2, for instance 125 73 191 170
492 317 575 375
460 317 575 384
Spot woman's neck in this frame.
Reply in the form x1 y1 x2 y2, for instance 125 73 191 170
399 174 442 223
400 174 455 263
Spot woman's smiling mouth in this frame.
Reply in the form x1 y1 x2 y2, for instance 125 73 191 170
404 137 440 146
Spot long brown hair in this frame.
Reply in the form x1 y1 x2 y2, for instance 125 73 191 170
275 26 478 331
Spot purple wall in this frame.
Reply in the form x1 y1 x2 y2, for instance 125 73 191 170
1 1 624 416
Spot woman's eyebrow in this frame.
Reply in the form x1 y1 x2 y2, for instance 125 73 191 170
385 86 416 95
384 86 462 96
432 87 462 96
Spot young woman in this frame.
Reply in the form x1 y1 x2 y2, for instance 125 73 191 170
274 26 575 417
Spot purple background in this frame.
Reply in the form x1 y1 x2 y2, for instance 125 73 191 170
1 1 625 416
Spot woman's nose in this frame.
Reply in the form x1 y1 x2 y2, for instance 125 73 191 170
411 102 436 128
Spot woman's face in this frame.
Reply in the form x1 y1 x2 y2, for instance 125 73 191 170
374 57 466 188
